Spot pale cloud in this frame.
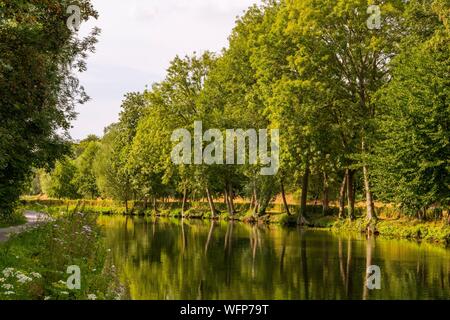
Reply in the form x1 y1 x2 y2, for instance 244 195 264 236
71 0 260 140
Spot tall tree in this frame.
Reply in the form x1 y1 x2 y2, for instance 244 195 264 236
280 0 407 221
0 0 99 216
372 1 449 217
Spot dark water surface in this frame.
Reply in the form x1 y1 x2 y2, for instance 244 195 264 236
99 216 450 300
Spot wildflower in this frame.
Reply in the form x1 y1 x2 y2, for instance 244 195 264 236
2 268 15 278
3 291 15 295
31 272 42 279
82 226 92 233
87 294 97 300
16 273 32 284
0 278 5 283
1 284 14 290
44 296 52 300
60 291 69 295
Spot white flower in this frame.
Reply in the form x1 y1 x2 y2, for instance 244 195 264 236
16 273 32 284
2 268 15 278
87 294 97 300
0 278 5 283
3 291 15 295
31 272 42 279
82 226 93 233
60 291 69 295
44 296 52 300
1 284 14 290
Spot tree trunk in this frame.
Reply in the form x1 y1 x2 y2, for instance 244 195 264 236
253 199 260 217
339 172 347 219
280 179 291 215
362 138 376 222
298 161 310 225
205 187 216 218
152 196 158 213
252 185 259 217
125 199 129 214
228 184 236 214
347 170 355 221
181 187 188 215
322 172 330 215
363 164 376 221
250 187 256 212
224 187 233 215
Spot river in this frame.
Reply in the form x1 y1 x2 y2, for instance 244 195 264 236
98 216 450 300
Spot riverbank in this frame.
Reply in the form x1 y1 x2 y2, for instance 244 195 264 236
20 199 450 246
0 211 50 242
0 209 27 229
0 209 127 300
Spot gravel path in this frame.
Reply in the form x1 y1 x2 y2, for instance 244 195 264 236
0 211 49 242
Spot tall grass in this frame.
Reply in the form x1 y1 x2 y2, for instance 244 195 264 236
0 211 127 300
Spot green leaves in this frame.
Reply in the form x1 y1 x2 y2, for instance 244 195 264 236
0 0 99 216
372 27 450 213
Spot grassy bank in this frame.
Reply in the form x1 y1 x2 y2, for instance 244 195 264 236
0 209 27 228
21 199 450 246
0 209 127 300
330 217 450 245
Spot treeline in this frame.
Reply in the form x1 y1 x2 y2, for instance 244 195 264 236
31 0 449 222
0 0 99 217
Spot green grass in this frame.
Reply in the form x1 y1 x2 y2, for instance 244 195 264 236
330 216 450 245
0 212 127 300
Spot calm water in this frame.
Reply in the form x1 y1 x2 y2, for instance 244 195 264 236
98 216 450 300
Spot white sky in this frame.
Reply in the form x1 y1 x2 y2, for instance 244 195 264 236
72 0 261 140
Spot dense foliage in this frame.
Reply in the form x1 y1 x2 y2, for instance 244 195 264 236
21 0 450 221
0 0 99 216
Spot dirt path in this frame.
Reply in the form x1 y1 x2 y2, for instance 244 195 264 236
0 211 50 242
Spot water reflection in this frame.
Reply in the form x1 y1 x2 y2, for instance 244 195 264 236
98 216 450 300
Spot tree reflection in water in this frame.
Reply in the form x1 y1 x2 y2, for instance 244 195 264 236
98 216 450 300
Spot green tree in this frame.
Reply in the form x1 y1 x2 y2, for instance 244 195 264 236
74 141 100 199
47 158 80 199
372 2 449 217
275 0 408 222
0 0 99 216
